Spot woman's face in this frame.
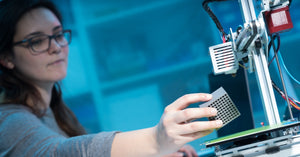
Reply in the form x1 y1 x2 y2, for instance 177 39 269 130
11 7 69 87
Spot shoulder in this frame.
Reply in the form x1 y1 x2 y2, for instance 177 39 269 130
0 104 34 120
0 104 42 149
0 104 65 156
0 104 32 112
0 104 40 131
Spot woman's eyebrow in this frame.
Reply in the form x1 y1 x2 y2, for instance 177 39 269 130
53 25 62 32
23 31 44 39
22 26 63 39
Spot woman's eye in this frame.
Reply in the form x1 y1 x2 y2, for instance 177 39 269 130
30 36 48 47
31 39 43 45
55 33 64 40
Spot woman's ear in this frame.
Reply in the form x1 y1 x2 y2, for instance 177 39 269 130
0 54 15 69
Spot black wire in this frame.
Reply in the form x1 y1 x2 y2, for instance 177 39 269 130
268 35 285 99
272 79 300 110
202 0 228 38
268 34 280 54
269 35 285 100
272 80 283 96
269 34 298 112
268 34 280 66
289 0 292 6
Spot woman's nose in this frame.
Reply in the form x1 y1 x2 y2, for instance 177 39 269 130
48 38 61 54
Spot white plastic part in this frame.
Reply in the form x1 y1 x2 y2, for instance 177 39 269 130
209 42 238 75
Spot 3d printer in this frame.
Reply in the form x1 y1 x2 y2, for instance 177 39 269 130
202 0 300 156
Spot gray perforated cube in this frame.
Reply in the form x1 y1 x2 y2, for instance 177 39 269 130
199 87 240 129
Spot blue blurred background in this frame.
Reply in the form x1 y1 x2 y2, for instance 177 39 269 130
52 0 300 153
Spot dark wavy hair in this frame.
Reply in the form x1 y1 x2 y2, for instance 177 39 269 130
0 0 86 137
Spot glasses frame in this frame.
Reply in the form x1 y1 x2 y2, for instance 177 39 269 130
13 29 72 54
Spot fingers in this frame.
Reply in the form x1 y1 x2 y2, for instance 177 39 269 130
191 149 198 157
174 107 217 124
161 152 184 157
178 145 198 157
177 120 223 135
165 93 212 111
182 130 214 142
156 93 219 154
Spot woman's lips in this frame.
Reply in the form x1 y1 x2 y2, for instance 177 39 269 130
48 59 65 66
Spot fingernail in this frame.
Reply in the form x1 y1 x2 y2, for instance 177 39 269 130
210 108 217 114
203 94 212 99
216 120 223 127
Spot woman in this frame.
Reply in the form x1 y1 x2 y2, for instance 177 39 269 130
0 0 223 156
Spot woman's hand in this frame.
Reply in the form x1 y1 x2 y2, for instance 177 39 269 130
161 145 198 157
111 93 222 157
155 93 223 155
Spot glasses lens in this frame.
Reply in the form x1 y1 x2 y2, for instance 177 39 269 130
28 30 71 53
30 35 49 52
55 31 71 47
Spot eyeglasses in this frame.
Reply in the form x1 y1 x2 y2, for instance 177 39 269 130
13 30 72 55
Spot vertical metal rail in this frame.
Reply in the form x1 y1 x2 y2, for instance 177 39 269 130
275 53 294 120
239 0 281 125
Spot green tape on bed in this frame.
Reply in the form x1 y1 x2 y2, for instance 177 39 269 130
205 121 300 147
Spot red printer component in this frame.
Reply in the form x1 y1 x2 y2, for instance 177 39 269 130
263 6 293 35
